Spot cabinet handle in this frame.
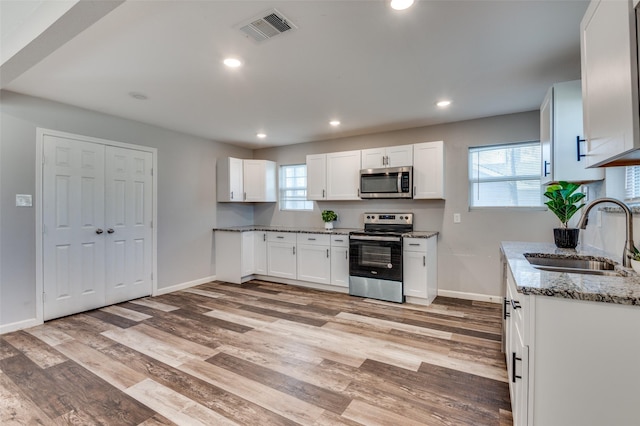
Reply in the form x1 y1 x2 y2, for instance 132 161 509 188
409 243 420 246
576 136 586 162
244 192 247 201
230 191 233 199
512 352 522 383
345 250 348 260
543 160 550 177
308 238 316 241
322 189 325 198
504 297 510 319
511 299 521 310
293 246 296 255
413 186 416 197
263 234 266 242
326 249 329 258
423 255 426 267
335 239 343 242
277 236 284 239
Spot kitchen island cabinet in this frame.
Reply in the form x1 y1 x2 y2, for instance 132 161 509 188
501 242 640 426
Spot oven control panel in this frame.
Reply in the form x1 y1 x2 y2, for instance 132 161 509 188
363 213 413 225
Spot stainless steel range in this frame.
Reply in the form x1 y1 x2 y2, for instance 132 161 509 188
349 213 413 303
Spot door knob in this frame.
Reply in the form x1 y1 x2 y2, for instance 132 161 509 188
96 228 104 234
107 228 115 234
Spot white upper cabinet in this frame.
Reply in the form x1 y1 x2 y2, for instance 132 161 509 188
540 80 604 184
326 150 361 200
361 144 413 169
306 150 361 201
580 0 640 167
217 157 276 202
413 141 445 199
306 154 327 200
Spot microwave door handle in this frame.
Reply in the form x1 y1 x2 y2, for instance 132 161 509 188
397 173 402 193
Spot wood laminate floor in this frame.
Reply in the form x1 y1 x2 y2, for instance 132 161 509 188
1 280 512 425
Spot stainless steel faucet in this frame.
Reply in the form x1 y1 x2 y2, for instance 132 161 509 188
577 198 635 268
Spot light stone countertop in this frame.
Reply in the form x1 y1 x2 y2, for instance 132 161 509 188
213 226 438 239
501 241 640 306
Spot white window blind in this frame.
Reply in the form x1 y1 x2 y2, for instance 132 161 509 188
469 141 542 207
279 164 313 211
625 166 640 202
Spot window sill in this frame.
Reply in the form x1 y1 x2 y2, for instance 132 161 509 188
599 205 640 214
469 206 547 212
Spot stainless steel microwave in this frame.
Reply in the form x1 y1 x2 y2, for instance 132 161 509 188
359 166 413 199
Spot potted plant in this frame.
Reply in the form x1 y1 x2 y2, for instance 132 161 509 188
543 181 586 248
321 210 338 230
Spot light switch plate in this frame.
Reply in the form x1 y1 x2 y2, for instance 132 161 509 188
453 213 461 223
16 194 32 207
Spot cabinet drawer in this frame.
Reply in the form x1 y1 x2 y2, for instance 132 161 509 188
297 233 330 246
403 238 427 252
268 232 297 243
330 235 349 247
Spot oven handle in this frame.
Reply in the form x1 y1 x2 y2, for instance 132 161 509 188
350 235 401 242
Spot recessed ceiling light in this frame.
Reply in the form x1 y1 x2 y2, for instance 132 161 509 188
436 100 451 108
390 0 415 11
128 92 148 100
329 120 341 126
257 133 267 139
223 58 242 68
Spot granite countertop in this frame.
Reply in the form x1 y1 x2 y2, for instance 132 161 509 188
501 241 640 306
213 226 438 239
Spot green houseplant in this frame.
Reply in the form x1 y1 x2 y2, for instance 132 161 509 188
543 181 586 248
321 210 338 230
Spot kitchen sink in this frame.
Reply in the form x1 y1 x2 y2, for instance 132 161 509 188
524 254 623 277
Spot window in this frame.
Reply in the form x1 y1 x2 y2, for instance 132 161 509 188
469 141 542 207
279 164 313 211
625 166 640 202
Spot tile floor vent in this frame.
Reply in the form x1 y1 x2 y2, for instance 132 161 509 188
239 9 296 42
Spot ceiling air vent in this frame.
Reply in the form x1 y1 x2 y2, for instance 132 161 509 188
239 9 296 42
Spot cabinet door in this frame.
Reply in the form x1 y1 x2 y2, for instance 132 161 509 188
581 0 639 167
361 147 386 169
403 250 428 299
243 160 265 202
540 87 553 184
413 141 444 199
306 154 326 200
330 246 349 287
297 244 331 284
228 157 244 201
267 242 297 279
241 231 254 277
254 232 268 275
326 150 361 200
386 144 413 167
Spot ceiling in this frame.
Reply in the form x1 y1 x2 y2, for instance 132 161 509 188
0 0 589 149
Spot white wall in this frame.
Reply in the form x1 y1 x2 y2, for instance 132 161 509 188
254 111 560 299
0 90 253 329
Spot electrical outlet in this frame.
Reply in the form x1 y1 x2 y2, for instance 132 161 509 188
453 213 461 223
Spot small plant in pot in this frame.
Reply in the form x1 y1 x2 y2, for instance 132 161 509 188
544 181 586 249
321 210 338 230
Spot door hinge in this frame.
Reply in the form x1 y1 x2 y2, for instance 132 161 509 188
151 168 154 176
42 292 46 302
42 224 46 234
42 155 46 165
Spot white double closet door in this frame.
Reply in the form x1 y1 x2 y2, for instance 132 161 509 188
42 134 153 320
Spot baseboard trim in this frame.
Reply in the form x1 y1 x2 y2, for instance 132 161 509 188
0 317 43 335
154 275 217 296
437 289 502 304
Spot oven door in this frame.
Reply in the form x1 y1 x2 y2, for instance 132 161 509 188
349 234 403 282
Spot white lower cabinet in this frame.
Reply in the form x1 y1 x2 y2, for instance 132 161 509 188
254 231 268 275
330 235 349 288
296 233 331 285
402 237 437 305
215 231 254 284
267 232 297 279
504 264 640 426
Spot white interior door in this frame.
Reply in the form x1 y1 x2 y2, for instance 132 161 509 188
105 146 153 304
43 136 106 320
